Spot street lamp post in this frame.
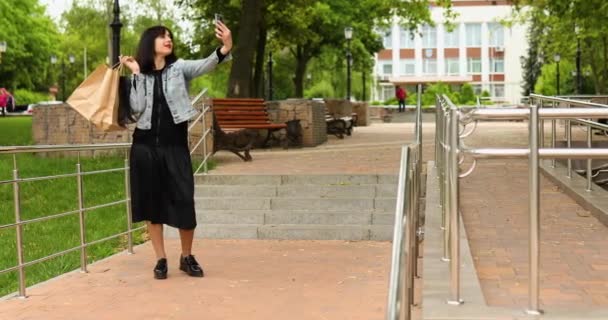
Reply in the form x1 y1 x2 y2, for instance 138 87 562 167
344 27 353 101
575 26 582 94
51 54 76 102
0 41 7 64
268 51 273 101
110 0 123 66
554 54 561 96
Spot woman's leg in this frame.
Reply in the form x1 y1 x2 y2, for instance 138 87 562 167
178 228 195 257
147 222 166 259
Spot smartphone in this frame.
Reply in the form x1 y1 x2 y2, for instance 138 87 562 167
214 13 224 25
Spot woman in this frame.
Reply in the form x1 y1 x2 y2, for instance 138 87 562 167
120 21 232 280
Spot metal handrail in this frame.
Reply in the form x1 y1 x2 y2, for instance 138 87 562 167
1 88 211 298
435 94 608 315
187 88 213 174
386 84 423 320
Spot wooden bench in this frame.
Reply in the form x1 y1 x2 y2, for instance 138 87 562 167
325 109 356 139
211 98 287 161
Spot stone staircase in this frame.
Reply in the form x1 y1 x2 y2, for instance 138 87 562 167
166 174 397 240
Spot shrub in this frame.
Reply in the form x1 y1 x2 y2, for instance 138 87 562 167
459 83 475 105
12 89 51 105
304 80 335 99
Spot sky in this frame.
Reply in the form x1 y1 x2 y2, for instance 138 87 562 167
38 0 194 40
39 0 73 22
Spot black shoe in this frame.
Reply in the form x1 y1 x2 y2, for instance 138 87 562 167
180 255 204 277
154 258 168 280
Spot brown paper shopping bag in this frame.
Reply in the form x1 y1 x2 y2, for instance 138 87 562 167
67 64 124 131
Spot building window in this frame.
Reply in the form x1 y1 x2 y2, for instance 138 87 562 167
445 58 460 75
444 25 459 48
491 58 504 73
491 83 505 98
423 58 437 75
488 23 504 47
382 86 395 101
467 58 481 74
400 59 416 75
421 25 437 48
400 29 415 49
382 30 392 49
472 84 482 95
380 62 393 75
466 23 482 47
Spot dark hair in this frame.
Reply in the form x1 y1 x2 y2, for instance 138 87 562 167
135 25 178 74
119 26 178 127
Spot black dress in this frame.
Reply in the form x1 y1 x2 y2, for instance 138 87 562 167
129 68 196 230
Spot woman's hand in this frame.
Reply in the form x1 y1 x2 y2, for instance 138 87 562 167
215 21 233 55
119 55 140 75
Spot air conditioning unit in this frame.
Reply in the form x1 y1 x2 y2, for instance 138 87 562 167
495 46 505 52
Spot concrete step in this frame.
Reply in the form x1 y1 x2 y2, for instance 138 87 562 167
258 225 371 240
195 198 397 212
195 174 398 186
197 210 394 226
166 223 395 240
194 184 397 199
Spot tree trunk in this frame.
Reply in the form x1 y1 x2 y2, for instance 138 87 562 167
227 0 263 98
293 46 309 98
253 22 267 98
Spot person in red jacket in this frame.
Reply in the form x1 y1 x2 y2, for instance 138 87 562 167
0 88 13 116
396 85 407 112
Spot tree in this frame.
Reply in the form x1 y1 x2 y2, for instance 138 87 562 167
520 13 543 96
179 0 453 98
0 0 60 91
511 0 608 94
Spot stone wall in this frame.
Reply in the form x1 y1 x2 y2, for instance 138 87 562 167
32 104 133 156
266 99 327 147
32 101 213 158
31 98 328 154
351 102 370 126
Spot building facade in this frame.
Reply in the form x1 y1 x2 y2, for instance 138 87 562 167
372 0 527 105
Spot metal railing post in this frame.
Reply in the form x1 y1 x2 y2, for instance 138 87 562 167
76 153 88 273
386 146 411 320
124 151 134 254
202 107 209 173
13 155 26 298
551 101 556 168
442 108 451 262
447 107 463 305
435 98 440 169
527 104 542 315
587 124 593 191
567 104 572 178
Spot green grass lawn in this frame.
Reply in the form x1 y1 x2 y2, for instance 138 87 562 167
0 117 213 296
0 117 33 146
1 117 147 297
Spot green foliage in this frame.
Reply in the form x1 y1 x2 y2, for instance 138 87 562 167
0 0 60 91
305 79 336 99
481 90 490 97
534 61 576 96
421 82 452 105
384 97 398 105
406 93 418 105
459 83 475 104
12 89 51 105
511 0 608 93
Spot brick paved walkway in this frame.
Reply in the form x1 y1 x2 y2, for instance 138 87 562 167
0 240 391 320
2 120 608 318
460 121 608 308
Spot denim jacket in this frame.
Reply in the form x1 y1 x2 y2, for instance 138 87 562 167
129 50 231 129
